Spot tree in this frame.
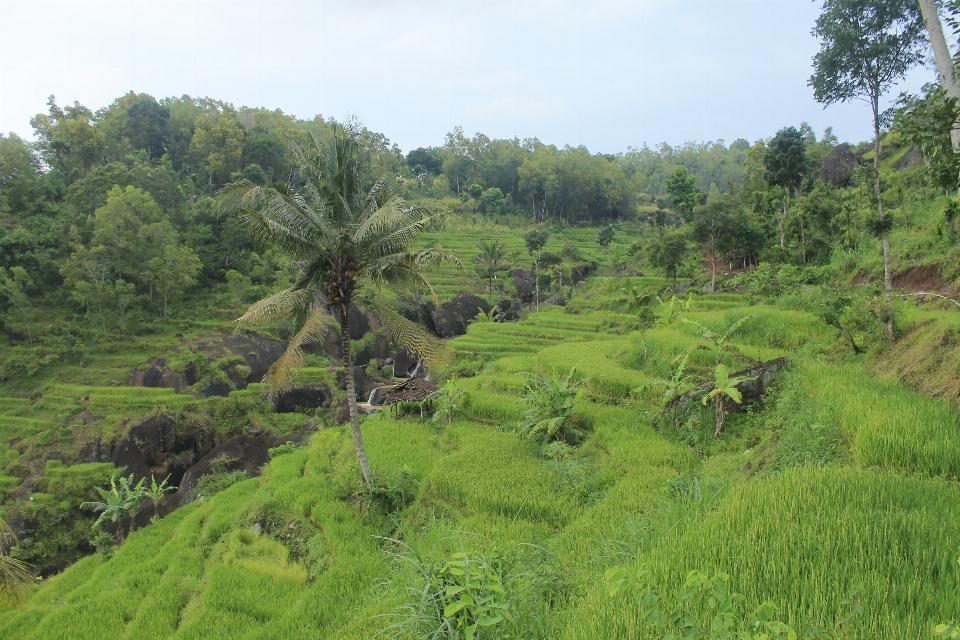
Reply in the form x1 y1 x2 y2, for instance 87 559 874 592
0 517 33 608
648 231 688 287
681 315 754 365
702 364 755 438
597 224 615 248
124 95 169 160
0 267 34 343
524 230 549 312
764 127 810 253
691 201 734 293
217 124 458 485
918 0 960 156
809 0 926 341
147 243 202 319
665 166 699 222
475 240 511 294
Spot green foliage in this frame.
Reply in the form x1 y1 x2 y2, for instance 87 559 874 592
604 566 800 639
516 366 588 447
596 225 615 248
268 441 299 458
194 456 248 500
637 352 695 404
80 472 146 543
423 378 464 426
0 517 33 608
702 363 755 438
681 314 754 364
380 537 513 640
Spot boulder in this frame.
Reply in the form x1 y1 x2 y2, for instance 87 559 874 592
541 294 568 307
107 415 216 488
392 348 421 378
335 365 377 398
169 434 307 509
680 358 788 415
511 269 536 303
815 143 860 188
570 261 599 285
272 383 332 414
397 296 438 335
431 293 491 338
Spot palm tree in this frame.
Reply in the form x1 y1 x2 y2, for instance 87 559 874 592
217 123 459 485
1 517 33 608
702 364 755 438
475 240 511 294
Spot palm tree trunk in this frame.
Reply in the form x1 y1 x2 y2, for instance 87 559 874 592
340 307 373 485
780 191 789 249
714 396 725 438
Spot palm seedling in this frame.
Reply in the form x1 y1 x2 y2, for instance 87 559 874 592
702 363 755 438
0 517 33 608
217 122 460 485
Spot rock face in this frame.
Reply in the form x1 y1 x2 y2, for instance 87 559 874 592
431 293 491 338
510 269 536 303
681 358 788 415
570 261 599 285
107 415 215 488
169 434 308 508
815 144 860 188
271 383 332 414
125 331 287 396
392 348 421 378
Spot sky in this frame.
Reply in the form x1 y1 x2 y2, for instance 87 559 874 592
0 0 939 155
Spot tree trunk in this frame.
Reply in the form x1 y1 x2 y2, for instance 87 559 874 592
163 294 168 320
714 396 725 438
872 99 895 342
780 191 789 249
797 187 806 263
710 243 716 293
340 306 373 485
919 0 960 153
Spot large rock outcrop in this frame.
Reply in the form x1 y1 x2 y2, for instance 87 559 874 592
431 293 491 338
168 434 308 509
815 144 860 188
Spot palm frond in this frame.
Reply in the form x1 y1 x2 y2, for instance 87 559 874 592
235 288 316 326
369 302 451 365
360 206 451 260
0 517 33 607
263 306 337 394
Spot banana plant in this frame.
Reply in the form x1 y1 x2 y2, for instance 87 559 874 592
144 474 176 523
422 378 464 425
0 517 33 607
635 352 694 403
702 363 755 438
657 292 695 324
81 473 147 543
680 315 755 364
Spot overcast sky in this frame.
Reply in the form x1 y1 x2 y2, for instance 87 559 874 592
0 0 937 154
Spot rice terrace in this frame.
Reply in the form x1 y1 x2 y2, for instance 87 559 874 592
3 0 960 638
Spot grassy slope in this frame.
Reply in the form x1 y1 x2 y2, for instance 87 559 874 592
1 259 958 637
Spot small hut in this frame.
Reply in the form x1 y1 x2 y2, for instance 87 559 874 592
378 378 438 406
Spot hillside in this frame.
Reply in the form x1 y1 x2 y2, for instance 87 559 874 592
1 257 959 636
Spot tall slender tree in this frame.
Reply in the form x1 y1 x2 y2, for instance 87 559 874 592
217 123 459 485
764 126 810 255
475 240 511 294
918 0 960 154
809 0 926 341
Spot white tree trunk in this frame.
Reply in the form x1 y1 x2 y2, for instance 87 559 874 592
919 0 960 193
872 100 895 342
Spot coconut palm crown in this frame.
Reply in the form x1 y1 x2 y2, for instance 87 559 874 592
217 123 461 484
